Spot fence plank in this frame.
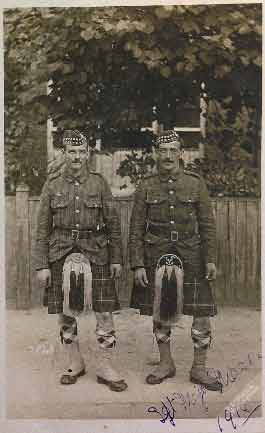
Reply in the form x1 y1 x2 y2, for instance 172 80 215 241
256 200 261 306
15 184 31 309
214 200 222 302
223 200 232 302
5 197 17 306
235 200 247 303
29 199 42 307
215 200 229 304
245 200 260 306
211 199 217 222
228 199 237 304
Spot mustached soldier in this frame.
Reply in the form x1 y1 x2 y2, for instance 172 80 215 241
35 130 127 392
129 130 222 391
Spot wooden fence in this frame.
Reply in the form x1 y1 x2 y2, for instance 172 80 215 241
5 187 261 309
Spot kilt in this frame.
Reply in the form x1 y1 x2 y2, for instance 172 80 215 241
47 254 120 314
130 242 217 318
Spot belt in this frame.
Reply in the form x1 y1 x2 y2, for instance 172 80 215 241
148 224 195 242
58 227 104 241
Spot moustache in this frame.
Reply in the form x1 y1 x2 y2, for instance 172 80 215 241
163 159 174 163
73 160 81 163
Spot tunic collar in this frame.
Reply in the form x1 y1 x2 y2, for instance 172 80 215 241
158 167 183 182
62 164 89 184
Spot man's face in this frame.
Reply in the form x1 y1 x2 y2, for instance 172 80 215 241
65 143 89 172
156 141 183 172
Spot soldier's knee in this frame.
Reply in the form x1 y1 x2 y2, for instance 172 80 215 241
96 330 116 349
153 321 171 343
59 314 78 344
191 316 211 349
96 312 116 349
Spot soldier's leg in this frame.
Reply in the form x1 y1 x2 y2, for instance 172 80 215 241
190 316 222 391
146 321 176 385
95 312 128 392
59 313 85 385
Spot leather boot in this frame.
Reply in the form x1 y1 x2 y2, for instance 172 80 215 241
96 346 128 392
190 346 222 392
146 340 176 384
60 334 86 385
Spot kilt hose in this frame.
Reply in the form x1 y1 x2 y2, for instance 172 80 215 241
47 254 120 314
130 250 217 319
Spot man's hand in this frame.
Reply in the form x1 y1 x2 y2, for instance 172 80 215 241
206 263 217 280
110 263 122 279
37 268 51 286
134 267 149 287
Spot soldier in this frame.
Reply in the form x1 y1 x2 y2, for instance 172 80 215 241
129 130 222 391
35 129 127 392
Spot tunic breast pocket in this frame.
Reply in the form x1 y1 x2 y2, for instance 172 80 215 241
83 195 102 226
176 192 198 225
51 194 69 212
51 193 70 226
145 193 167 222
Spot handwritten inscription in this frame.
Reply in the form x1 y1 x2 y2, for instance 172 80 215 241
147 352 260 429
217 402 262 432
148 384 208 426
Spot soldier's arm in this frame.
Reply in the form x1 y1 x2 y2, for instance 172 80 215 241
34 181 53 270
101 177 123 264
129 182 147 270
197 177 216 264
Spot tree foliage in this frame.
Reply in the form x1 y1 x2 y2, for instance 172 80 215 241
4 5 261 193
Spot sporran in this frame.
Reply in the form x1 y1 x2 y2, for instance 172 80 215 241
153 253 184 326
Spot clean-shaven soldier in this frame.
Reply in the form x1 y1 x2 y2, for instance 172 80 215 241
129 130 222 391
35 129 127 392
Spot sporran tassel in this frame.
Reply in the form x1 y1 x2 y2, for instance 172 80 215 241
153 265 165 322
167 266 178 318
62 261 71 314
75 265 85 312
160 266 170 321
69 264 77 310
175 265 184 315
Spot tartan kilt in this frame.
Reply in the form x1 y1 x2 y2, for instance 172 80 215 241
46 255 120 314
130 247 217 318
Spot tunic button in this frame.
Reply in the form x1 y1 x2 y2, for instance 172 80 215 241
75 209 80 214
169 190 174 195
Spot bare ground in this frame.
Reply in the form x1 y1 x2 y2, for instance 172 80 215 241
6 306 262 420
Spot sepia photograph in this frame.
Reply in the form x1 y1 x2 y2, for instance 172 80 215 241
4 1 262 429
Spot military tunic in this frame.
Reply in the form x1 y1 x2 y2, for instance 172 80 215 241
35 165 122 314
129 168 217 317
